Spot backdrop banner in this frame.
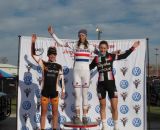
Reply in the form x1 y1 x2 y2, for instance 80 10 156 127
18 36 147 130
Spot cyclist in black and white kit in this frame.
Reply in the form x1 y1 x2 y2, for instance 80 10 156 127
31 34 65 130
89 40 140 130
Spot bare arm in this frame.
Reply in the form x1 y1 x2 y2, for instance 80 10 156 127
31 34 43 67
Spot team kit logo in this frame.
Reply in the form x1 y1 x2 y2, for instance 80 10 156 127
60 102 67 112
133 104 141 114
120 67 128 76
120 105 129 114
22 113 30 123
133 79 141 89
120 92 128 101
120 117 128 127
120 80 129 89
24 88 32 97
47 115 52 124
132 67 141 76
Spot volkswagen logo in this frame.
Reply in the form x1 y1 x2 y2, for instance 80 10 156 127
22 101 31 110
132 118 141 127
107 117 114 127
34 114 41 123
132 92 141 102
132 67 141 76
120 80 129 89
120 105 129 114
95 105 100 113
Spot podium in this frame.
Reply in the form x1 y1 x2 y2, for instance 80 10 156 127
63 122 99 130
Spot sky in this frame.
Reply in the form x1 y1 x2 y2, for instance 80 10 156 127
0 0 159 66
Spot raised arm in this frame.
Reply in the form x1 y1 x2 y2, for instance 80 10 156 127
114 41 140 60
48 26 66 47
31 34 43 66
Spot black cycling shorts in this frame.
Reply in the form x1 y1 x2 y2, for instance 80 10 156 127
41 88 58 98
97 81 118 100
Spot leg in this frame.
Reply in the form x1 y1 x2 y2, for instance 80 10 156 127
110 98 118 120
41 96 49 129
51 96 59 130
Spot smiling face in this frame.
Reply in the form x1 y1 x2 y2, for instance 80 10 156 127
48 54 56 62
99 41 109 55
78 33 87 43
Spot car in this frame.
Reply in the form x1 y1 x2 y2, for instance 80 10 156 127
0 92 11 121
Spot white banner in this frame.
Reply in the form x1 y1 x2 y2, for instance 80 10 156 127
18 36 147 130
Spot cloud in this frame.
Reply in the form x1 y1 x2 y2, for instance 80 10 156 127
0 0 159 65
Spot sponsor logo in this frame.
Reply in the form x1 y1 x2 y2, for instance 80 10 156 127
107 118 114 127
132 67 141 76
60 102 67 112
37 65 42 74
35 48 44 56
58 115 67 124
120 92 128 101
26 63 32 72
120 105 129 114
133 79 141 89
120 117 128 127
132 92 141 102
95 105 100 113
132 118 141 127
21 126 29 130
120 67 128 76
35 89 41 98
133 104 141 114
24 88 32 97
63 66 69 75
36 101 41 112
120 80 129 89
48 103 52 112
88 92 92 101
37 77 42 86
22 101 31 110
47 115 52 124
24 74 32 85
34 114 41 123
33 126 40 130
22 113 30 123
112 68 116 75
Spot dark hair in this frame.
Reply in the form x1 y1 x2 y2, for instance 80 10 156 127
99 40 109 48
47 47 57 56
77 39 89 49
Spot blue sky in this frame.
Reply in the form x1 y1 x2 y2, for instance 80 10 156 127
0 0 159 65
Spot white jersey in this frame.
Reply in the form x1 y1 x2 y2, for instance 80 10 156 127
52 34 95 70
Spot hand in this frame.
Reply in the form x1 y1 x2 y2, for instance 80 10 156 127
48 25 54 35
61 91 65 99
32 34 37 43
133 41 140 48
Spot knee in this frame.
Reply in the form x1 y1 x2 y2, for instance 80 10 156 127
100 101 106 109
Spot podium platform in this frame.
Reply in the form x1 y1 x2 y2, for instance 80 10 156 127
63 122 99 130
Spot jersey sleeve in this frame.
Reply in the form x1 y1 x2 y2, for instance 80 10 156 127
113 47 135 60
89 57 97 70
